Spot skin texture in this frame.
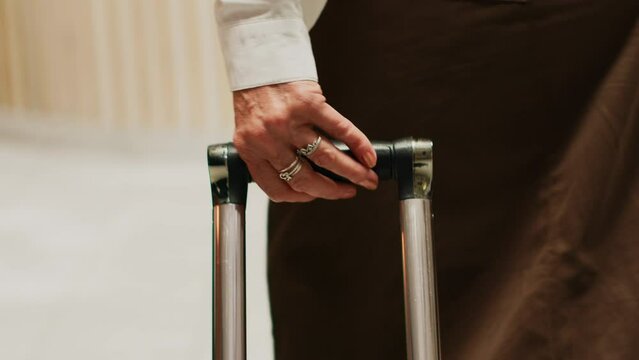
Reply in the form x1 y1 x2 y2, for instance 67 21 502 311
232 80 379 202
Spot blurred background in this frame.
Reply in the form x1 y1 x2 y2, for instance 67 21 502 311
0 0 272 359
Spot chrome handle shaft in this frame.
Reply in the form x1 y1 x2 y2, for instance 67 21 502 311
400 198 440 360
214 204 246 360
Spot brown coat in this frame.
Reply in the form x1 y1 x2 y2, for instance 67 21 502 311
268 1 639 359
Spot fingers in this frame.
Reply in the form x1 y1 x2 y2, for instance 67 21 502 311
235 128 356 202
288 160 357 199
310 103 377 169
266 144 357 200
293 129 378 190
245 159 315 203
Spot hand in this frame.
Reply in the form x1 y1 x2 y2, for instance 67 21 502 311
232 80 379 202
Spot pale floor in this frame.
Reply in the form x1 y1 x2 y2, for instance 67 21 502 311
0 114 273 360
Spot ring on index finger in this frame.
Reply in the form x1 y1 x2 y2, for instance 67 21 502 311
296 136 322 158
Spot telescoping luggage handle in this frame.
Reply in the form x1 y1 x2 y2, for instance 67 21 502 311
208 138 439 360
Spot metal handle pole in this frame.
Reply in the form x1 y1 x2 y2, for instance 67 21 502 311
395 139 439 360
208 138 439 360
214 204 246 360
400 198 439 360
209 144 249 360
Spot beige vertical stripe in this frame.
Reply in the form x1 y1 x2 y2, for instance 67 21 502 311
0 0 234 131
140 0 164 129
3 0 25 111
155 0 177 128
91 0 114 128
167 0 191 131
114 0 140 129
0 1 11 106
195 0 216 130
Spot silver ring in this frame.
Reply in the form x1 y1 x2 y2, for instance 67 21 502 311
278 156 303 182
297 136 322 157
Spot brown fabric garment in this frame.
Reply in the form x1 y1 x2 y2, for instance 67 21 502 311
267 1 639 359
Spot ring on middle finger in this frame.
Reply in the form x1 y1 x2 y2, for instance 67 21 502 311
297 136 322 157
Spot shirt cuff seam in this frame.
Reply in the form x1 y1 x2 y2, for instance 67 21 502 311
219 17 306 31
231 76 319 92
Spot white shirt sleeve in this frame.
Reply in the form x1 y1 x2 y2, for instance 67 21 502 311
215 0 324 91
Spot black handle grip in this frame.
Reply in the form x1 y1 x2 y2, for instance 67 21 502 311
208 138 432 205
307 141 395 183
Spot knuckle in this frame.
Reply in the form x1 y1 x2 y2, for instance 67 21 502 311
250 126 270 142
264 110 290 131
232 127 246 142
346 130 367 150
301 93 325 107
293 93 325 114
342 125 360 143
335 117 353 132
276 102 293 118
234 127 270 154
232 132 249 153
234 126 253 141
311 149 336 167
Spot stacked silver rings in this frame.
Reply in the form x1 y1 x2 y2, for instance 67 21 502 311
278 136 322 183
278 156 303 182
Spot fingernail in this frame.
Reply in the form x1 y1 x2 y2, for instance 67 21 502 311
344 188 357 198
359 179 378 190
363 150 377 168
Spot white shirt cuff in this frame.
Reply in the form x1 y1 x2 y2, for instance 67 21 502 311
218 18 318 91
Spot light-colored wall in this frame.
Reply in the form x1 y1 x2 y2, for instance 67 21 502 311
0 2 276 359
0 0 233 131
